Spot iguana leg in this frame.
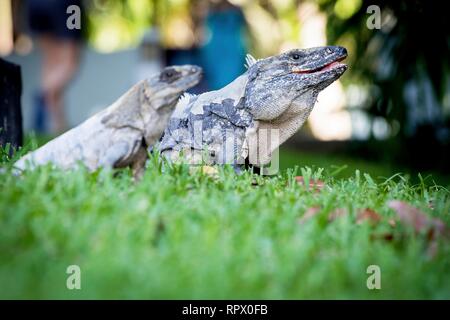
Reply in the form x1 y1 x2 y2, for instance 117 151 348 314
131 146 148 181
98 141 130 169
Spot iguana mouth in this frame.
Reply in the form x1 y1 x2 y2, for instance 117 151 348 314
292 56 347 74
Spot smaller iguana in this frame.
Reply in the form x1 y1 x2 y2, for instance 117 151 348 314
14 65 202 178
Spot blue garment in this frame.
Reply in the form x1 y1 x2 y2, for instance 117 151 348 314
200 9 247 90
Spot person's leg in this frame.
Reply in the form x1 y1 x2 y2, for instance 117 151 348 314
39 36 81 133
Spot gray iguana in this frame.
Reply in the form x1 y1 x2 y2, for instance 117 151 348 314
158 46 347 170
14 65 202 177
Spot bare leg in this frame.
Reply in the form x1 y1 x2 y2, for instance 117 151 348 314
38 36 81 133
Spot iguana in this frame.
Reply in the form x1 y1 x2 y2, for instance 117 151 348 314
14 65 202 178
158 46 347 171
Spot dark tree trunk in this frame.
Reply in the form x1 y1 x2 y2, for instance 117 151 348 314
0 58 23 155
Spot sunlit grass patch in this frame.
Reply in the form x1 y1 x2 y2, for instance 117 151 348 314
0 143 449 299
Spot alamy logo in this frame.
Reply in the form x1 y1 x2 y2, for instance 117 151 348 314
366 265 381 290
66 5 81 30
66 265 81 290
366 5 381 30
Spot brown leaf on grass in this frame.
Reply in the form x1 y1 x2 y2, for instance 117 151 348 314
298 206 321 224
387 200 446 239
298 205 399 243
388 200 429 233
295 176 325 192
388 200 449 258
300 207 381 224
327 206 396 244
327 207 382 224
363 208 395 242
356 208 382 225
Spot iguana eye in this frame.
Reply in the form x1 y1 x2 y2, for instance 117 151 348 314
292 54 300 60
160 69 179 82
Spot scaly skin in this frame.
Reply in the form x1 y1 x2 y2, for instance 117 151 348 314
159 46 347 169
14 65 202 178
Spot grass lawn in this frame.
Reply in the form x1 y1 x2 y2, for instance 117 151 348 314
0 141 449 299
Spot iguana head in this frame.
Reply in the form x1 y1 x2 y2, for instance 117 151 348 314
142 65 202 145
146 65 203 109
245 46 347 120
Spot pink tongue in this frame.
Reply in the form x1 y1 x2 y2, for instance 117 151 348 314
322 61 340 71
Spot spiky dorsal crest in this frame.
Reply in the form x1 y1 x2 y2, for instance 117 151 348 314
177 93 195 108
172 93 196 117
245 54 258 69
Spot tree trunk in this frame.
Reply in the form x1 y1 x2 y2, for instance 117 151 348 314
0 58 23 155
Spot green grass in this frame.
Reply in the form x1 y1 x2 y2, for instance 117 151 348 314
0 141 449 299
280 147 450 186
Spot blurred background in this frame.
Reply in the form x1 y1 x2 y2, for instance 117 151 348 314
1 0 449 181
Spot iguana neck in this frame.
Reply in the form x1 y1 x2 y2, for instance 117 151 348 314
247 91 318 166
100 80 146 132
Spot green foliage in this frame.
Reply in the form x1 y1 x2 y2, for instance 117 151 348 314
85 0 155 52
1 144 449 299
320 0 450 138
